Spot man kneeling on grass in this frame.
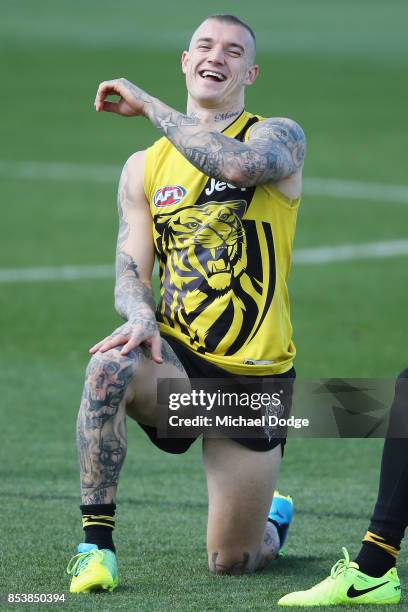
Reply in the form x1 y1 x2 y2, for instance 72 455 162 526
67 14 305 592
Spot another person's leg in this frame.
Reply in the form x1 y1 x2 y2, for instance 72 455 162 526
278 369 408 606
354 368 408 577
203 437 283 575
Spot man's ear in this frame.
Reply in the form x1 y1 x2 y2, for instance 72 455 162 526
181 50 189 75
244 65 260 86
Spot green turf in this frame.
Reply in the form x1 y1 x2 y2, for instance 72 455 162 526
2 0 408 609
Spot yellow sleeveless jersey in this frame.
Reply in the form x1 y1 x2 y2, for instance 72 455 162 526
144 111 300 376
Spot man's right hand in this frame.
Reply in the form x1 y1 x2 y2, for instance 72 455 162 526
89 316 163 364
94 78 152 117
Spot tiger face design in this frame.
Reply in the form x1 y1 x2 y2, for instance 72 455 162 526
155 200 247 294
154 198 275 354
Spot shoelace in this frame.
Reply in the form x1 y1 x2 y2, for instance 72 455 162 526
66 549 103 576
330 547 351 579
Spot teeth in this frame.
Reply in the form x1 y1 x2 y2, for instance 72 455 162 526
210 247 224 257
202 70 224 80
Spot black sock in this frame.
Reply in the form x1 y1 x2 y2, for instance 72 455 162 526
80 503 116 553
268 518 284 546
354 541 396 577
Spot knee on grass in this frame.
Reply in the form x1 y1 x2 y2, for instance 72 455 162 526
208 549 261 576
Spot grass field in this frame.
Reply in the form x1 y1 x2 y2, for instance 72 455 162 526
2 0 408 609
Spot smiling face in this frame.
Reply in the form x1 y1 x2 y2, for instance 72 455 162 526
181 18 259 109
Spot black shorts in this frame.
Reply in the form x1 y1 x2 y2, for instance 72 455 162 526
138 333 296 454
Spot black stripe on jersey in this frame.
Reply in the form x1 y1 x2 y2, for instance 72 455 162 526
244 222 276 346
223 283 260 356
234 115 259 142
243 219 264 289
202 298 235 353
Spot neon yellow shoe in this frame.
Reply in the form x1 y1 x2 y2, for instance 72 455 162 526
67 543 118 593
278 548 401 606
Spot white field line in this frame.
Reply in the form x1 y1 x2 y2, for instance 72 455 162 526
1 159 408 204
292 239 408 264
0 160 118 183
1 240 408 284
0 265 114 283
304 177 408 204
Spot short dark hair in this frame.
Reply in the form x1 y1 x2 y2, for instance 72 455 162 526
206 14 256 50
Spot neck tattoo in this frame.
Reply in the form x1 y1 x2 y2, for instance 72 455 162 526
214 111 241 122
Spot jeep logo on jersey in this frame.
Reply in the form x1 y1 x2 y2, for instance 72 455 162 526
153 185 187 207
205 178 247 197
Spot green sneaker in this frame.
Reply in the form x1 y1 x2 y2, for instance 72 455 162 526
67 543 118 593
278 548 401 606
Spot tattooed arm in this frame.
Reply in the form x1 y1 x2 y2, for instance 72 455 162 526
94 78 306 191
89 151 162 363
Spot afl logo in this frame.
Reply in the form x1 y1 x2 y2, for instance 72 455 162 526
153 185 187 207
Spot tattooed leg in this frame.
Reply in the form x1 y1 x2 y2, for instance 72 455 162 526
77 347 143 504
77 337 188 504
258 521 281 568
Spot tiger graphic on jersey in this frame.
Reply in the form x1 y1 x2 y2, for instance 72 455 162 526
155 198 275 355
